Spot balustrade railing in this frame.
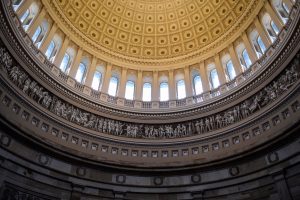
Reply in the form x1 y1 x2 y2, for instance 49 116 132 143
142 102 152 109
176 99 186 107
58 71 68 82
159 101 169 108
74 82 84 92
107 95 117 104
124 99 134 107
193 94 204 103
91 90 101 99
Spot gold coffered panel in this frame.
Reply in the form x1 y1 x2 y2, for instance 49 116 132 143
50 0 259 66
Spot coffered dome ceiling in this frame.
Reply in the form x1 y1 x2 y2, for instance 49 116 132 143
47 0 260 67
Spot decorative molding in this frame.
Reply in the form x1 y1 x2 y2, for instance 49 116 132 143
0 46 299 139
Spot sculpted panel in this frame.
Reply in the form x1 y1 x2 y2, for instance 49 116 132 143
0 47 299 139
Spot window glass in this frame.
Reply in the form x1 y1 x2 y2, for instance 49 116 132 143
45 41 55 59
210 69 220 89
257 36 266 53
282 2 290 14
91 71 102 90
13 0 23 11
108 76 118 96
142 82 151 101
125 81 135 100
242 49 252 68
75 63 86 83
59 53 70 73
20 9 29 23
226 60 236 80
160 82 169 101
271 21 279 35
32 26 41 43
193 75 203 95
177 80 186 99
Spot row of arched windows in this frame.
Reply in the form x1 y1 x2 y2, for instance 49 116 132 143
13 0 294 101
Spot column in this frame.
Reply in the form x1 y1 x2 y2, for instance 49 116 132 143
101 63 112 94
184 66 193 97
152 71 159 101
199 61 210 91
135 70 143 101
214 54 227 85
84 56 97 86
53 37 70 66
39 23 58 53
242 32 257 62
254 17 272 48
118 68 128 98
168 70 176 100
27 8 46 38
16 0 34 17
68 48 83 78
265 1 284 29
228 44 243 75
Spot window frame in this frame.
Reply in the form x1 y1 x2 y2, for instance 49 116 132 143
20 9 30 24
270 20 279 35
13 0 23 11
75 62 87 84
176 79 186 99
209 68 220 89
91 71 102 91
242 49 252 68
108 76 119 96
193 75 203 95
59 53 71 73
160 82 169 101
124 80 135 100
45 41 56 60
31 26 42 44
225 60 236 81
256 35 266 55
142 82 152 102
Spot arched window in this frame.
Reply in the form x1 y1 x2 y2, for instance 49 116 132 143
160 82 169 101
226 60 236 80
193 75 203 95
272 0 289 23
91 71 102 91
75 63 86 83
282 2 290 14
210 69 220 89
59 53 71 73
125 81 135 100
20 9 29 24
257 36 266 54
262 13 280 43
108 76 118 96
242 49 252 68
20 3 39 31
32 20 49 48
13 0 23 11
271 21 279 35
176 80 186 99
45 41 55 60
45 35 62 62
142 82 151 101
31 26 42 44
